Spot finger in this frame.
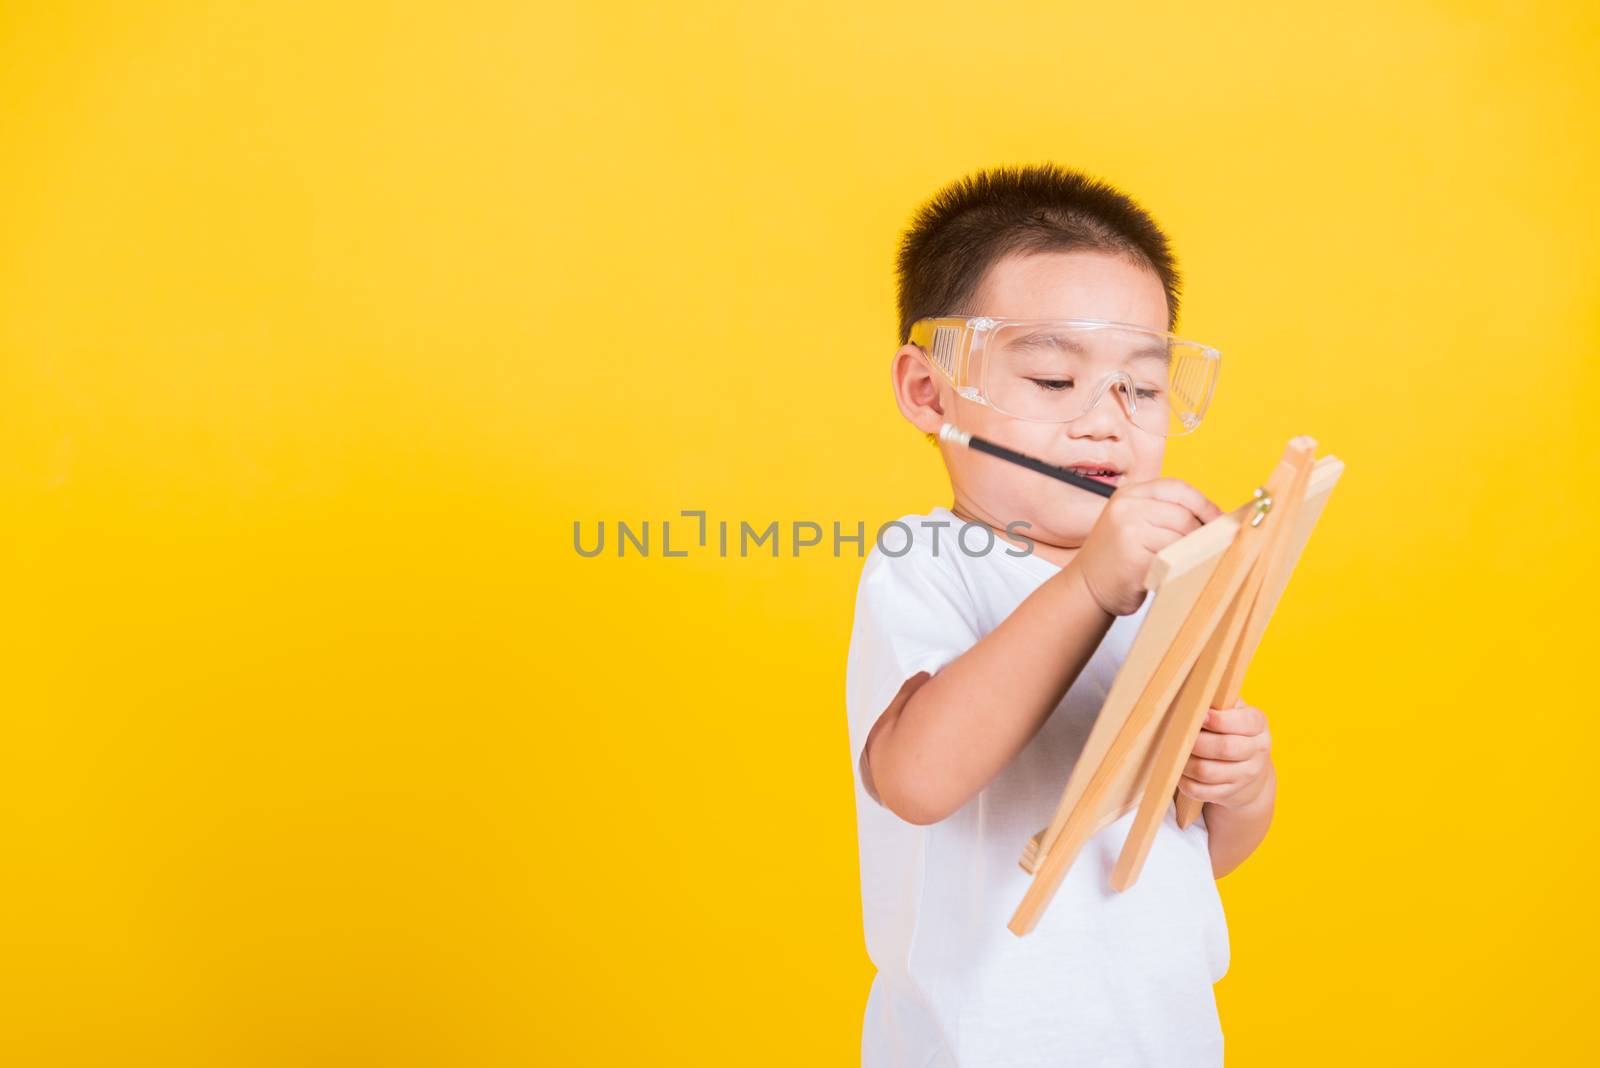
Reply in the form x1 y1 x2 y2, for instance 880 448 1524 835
1189 729 1257 761
1136 498 1208 538
1204 703 1268 736
1177 776 1229 802
1131 478 1223 524
1183 756 1247 785
1125 503 1208 560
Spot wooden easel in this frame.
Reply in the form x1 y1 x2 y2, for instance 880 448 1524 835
1009 437 1343 936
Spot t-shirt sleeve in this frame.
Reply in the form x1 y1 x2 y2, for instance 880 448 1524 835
845 547 984 810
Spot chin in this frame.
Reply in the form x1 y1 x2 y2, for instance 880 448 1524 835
1021 511 1097 549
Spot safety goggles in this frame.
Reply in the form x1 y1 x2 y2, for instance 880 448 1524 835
908 316 1221 437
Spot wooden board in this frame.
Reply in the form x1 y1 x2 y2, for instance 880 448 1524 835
1111 440 1317 889
1010 449 1344 933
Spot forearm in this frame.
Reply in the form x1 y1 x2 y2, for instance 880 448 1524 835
868 559 1116 824
1202 760 1277 878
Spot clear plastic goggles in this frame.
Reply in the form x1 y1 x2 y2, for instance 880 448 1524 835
909 316 1221 437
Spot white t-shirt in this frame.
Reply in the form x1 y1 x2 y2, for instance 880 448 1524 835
845 506 1230 1067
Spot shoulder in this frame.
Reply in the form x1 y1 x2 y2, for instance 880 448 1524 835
846 510 991 696
852 506 1037 634
860 507 1044 588
858 507 981 589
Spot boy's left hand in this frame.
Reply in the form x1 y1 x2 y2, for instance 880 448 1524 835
1179 700 1273 809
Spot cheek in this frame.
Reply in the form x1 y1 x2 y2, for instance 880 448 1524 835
964 454 1042 509
951 445 1068 522
1133 440 1165 478
991 464 1107 534
961 400 1011 440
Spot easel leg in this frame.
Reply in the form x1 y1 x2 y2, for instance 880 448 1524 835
1008 499 1268 935
1110 596 1247 890
1175 443 1319 830
1116 441 1316 883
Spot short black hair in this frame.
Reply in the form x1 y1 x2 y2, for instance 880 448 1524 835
895 163 1182 347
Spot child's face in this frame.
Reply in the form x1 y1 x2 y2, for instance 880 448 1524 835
894 250 1172 555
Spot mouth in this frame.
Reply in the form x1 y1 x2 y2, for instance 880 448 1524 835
1063 463 1124 487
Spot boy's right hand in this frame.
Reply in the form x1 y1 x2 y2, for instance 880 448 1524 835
1073 479 1224 616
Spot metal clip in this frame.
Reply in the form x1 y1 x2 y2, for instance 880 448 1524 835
1249 486 1272 527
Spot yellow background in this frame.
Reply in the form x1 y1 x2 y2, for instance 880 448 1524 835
3 2 1596 1063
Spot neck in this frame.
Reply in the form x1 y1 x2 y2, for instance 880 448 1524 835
949 498 1083 570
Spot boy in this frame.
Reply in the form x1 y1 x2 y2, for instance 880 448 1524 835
845 164 1277 1066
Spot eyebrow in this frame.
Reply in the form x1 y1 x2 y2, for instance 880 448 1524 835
1005 331 1170 364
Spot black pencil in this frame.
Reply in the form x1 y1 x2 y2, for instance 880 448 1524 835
938 422 1117 499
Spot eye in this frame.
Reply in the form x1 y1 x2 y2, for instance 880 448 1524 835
1028 378 1073 392
1135 387 1162 400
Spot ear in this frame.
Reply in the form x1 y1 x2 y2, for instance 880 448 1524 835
891 344 948 436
